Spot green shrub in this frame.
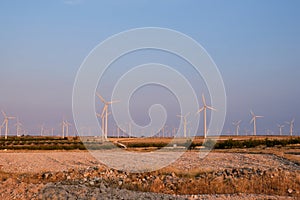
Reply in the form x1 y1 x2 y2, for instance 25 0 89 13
203 139 216 149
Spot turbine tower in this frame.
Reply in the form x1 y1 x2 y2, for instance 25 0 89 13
64 120 72 137
250 111 263 136
97 111 111 140
14 117 23 137
232 120 242 136
197 94 216 138
96 112 105 139
177 113 190 138
96 92 118 141
1 110 15 139
40 123 45 136
277 124 284 136
61 120 65 138
286 119 295 136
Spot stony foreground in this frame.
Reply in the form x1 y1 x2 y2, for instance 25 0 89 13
0 150 299 199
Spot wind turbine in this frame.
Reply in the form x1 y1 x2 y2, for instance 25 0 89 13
177 113 190 138
197 94 216 138
1 110 15 139
161 125 168 138
14 117 23 137
277 124 284 136
61 120 65 138
116 125 120 138
96 92 119 141
128 122 132 138
232 120 242 136
96 112 105 140
64 120 72 137
40 123 45 136
250 111 263 136
286 119 295 136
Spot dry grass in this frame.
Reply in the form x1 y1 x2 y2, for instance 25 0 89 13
119 168 300 196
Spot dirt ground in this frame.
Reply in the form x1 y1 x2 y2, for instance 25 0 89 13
0 150 299 199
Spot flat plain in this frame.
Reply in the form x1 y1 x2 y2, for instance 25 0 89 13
0 136 300 199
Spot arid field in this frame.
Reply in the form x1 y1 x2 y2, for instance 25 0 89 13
0 136 300 199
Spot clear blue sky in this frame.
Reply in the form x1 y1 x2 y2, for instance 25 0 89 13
0 0 299 136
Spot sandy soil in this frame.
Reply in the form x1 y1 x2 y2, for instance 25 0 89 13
0 150 298 173
0 150 299 199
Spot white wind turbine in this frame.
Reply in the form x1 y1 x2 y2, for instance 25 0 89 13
197 94 216 138
96 112 105 140
277 124 285 136
286 119 295 136
161 125 168 138
14 117 23 137
96 111 111 140
177 113 190 138
128 122 132 138
250 111 263 136
96 92 118 141
64 120 72 137
0 123 3 137
61 120 65 138
40 123 45 136
232 120 242 136
1 110 15 139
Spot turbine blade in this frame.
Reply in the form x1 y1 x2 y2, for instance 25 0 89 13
197 107 204 113
108 100 120 104
207 106 217 111
101 106 107 118
250 117 255 124
96 92 107 104
1 110 7 118
250 110 254 116
202 94 207 106
256 116 264 118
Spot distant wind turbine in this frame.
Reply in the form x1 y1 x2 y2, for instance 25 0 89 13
14 117 23 137
286 119 295 136
1 110 15 139
250 110 263 136
277 124 285 136
40 123 45 136
96 92 119 141
96 112 105 139
197 94 216 138
161 125 168 138
64 120 72 137
232 120 242 136
177 112 190 138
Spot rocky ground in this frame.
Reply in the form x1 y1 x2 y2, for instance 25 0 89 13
0 150 299 199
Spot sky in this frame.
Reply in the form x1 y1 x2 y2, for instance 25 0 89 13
0 0 300 136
